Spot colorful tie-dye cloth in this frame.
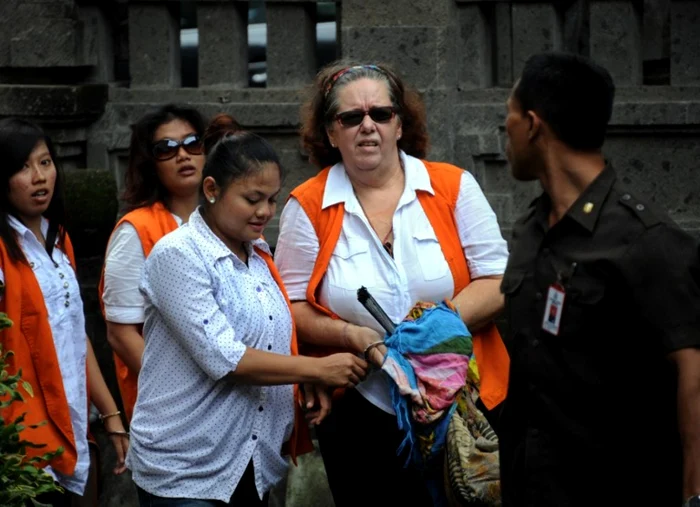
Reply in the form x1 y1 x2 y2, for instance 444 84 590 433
381 300 473 469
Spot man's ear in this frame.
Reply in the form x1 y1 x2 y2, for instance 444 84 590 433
527 110 542 141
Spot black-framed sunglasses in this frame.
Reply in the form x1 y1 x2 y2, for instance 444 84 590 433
151 134 203 161
335 106 396 128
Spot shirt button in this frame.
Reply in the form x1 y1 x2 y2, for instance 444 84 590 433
267 345 272 350
535 292 543 300
256 287 262 293
532 339 540 347
63 282 68 289
59 272 64 279
252 435 258 440
64 301 70 308
636 203 645 211
622 194 631 200
203 319 209 325
268 315 273 321
258 406 263 412
530 428 540 437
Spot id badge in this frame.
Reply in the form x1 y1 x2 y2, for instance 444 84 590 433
541 284 565 336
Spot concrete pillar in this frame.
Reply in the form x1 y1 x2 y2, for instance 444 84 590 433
128 2 181 87
670 0 700 85
590 0 643 86
266 1 316 88
198 1 248 88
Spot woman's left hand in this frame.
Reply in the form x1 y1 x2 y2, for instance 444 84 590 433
301 383 332 426
103 417 129 474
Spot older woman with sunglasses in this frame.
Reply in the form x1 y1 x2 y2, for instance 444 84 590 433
275 61 512 506
99 104 214 422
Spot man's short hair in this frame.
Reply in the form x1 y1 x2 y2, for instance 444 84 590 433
514 52 615 151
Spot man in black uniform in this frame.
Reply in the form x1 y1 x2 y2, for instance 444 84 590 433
499 52 700 507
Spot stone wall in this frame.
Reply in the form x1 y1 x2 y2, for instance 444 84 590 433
0 0 698 505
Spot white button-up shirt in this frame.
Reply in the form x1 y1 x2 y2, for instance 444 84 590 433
1 216 89 495
102 213 183 324
127 208 295 502
275 152 509 414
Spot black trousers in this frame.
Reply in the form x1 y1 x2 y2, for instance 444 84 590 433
315 388 439 507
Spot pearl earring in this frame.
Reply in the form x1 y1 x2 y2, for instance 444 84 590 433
209 197 216 204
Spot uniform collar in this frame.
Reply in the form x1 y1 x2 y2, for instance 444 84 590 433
188 207 270 263
321 150 434 210
535 163 616 233
565 163 616 233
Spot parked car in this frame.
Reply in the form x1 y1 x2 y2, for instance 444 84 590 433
181 1 337 87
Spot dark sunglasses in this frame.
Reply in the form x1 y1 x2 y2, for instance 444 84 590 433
151 134 203 161
335 106 396 128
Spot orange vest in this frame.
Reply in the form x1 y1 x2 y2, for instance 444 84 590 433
98 203 312 460
256 247 313 461
0 234 82 475
290 160 510 409
98 202 178 422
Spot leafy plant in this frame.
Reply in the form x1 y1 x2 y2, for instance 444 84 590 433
0 281 64 506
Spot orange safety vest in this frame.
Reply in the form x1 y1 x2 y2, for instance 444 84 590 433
290 160 510 410
98 202 178 422
0 234 84 476
98 203 312 460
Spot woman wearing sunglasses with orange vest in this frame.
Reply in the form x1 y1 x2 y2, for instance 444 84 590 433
0 118 128 506
99 104 212 422
274 61 511 506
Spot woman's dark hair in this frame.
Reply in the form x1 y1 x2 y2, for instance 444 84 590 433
201 114 283 201
514 52 615 151
0 118 66 264
122 103 208 210
301 60 429 169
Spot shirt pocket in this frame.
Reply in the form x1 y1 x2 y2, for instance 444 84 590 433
412 227 450 281
27 256 59 299
327 237 376 289
561 275 606 335
500 270 531 350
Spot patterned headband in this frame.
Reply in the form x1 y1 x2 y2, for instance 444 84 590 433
323 64 385 98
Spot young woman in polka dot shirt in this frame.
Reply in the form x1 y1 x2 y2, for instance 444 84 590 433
127 115 368 506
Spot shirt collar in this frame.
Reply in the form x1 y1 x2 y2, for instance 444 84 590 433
534 162 616 233
321 150 434 210
7 215 49 242
188 207 271 262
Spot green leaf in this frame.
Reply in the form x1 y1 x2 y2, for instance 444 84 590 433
21 381 33 398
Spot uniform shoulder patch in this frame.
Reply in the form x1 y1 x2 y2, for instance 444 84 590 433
618 192 661 228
